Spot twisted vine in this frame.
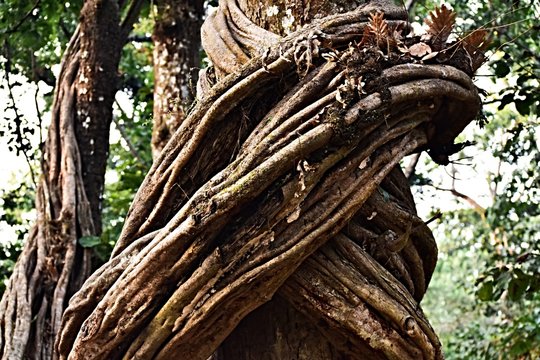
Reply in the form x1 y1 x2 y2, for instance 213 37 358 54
56 1 481 359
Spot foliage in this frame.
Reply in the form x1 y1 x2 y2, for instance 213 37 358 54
415 3 539 359
421 115 540 358
0 1 82 157
0 2 153 287
411 1 540 358
0 181 34 293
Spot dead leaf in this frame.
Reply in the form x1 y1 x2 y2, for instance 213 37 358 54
409 42 432 57
461 29 491 71
462 29 491 54
422 51 439 61
425 4 457 49
397 44 409 53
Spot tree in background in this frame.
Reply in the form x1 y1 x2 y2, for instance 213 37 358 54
0 0 143 356
407 0 540 358
151 0 204 158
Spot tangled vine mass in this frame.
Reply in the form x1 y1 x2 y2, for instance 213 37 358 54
52 0 485 359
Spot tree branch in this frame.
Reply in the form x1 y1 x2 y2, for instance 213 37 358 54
433 185 486 219
120 0 145 41
3 41 38 189
113 99 150 168
1 0 41 35
405 0 418 12
127 34 152 43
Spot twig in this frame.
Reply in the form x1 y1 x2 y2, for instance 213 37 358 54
424 211 442 225
489 158 502 200
58 18 73 40
127 35 152 43
405 0 418 12
33 84 44 162
113 99 150 168
3 41 38 189
120 0 145 41
432 184 486 219
1 0 41 35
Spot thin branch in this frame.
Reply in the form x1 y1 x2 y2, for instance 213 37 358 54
120 0 145 41
424 211 442 226
58 18 73 40
405 0 418 13
127 34 152 43
3 42 38 189
113 99 150 168
1 0 41 35
433 185 486 219
489 158 502 200
33 84 44 160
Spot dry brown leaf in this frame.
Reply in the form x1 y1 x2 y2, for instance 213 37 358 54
359 24 372 47
462 29 491 54
409 42 432 57
422 51 439 61
358 11 406 52
425 4 457 49
462 29 491 71
368 11 388 40
360 11 392 50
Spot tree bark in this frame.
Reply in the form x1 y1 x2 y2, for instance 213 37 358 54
214 1 432 358
151 0 204 159
56 0 481 358
0 1 141 358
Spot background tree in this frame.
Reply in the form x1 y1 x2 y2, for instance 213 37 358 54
405 1 540 358
0 0 143 357
151 0 204 158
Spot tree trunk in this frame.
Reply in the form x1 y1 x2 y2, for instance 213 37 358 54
0 1 141 358
151 0 204 159
56 0 481 358
217 295 345 359
215 1 431 358
215 1 390 358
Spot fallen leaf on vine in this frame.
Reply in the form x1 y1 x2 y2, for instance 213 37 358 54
409 43 432 57
422 51 439 60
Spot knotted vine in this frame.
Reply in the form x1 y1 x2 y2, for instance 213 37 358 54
56 1 484 359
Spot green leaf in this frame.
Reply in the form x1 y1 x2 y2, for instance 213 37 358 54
494 60 511 77
509 339 530 356
508 276 529 301
515 98 531 116
477 281 494 301
79 235 101 248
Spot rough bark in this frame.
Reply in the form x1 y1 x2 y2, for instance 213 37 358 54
151 0 204 159
0 1 142 358
215 0 421 358
57 0 481 359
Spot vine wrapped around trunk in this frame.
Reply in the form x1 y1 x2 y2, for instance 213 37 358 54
57 1 482 359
